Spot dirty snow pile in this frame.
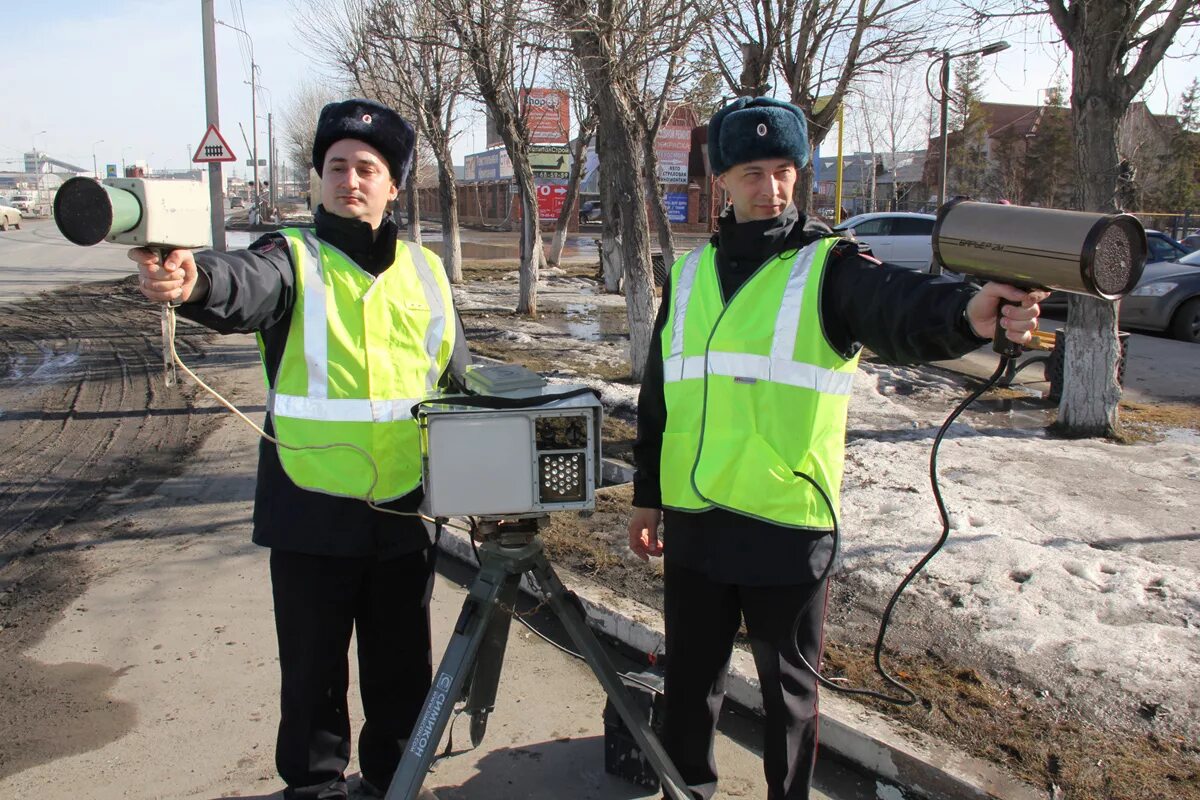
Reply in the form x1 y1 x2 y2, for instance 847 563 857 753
840 362 1198 735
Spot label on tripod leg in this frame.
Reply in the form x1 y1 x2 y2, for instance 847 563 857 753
411 672 454 758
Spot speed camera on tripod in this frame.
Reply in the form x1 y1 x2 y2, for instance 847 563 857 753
415 365 603 519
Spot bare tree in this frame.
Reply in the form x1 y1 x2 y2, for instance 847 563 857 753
280 80 341 176
968 0 1199 436
630 6 711 271
427 0 549 315
296 0 428 244
359 0 471 281
708 0 935 210
546 64 598 267
1046 0 1199 436
548 0 709 379
855 62 929 210
595 125 625 294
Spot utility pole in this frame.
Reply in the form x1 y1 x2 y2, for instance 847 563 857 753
218 20 259 219
268 111 276 214
251 67 259 213
201 0 227 250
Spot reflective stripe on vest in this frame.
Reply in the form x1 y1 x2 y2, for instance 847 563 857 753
266 228 455 501
659 237 858 529
663 242 853 396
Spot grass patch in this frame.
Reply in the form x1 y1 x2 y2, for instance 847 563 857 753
822 643 1199 799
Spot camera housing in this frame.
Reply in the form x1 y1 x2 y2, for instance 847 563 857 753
416 377 603 519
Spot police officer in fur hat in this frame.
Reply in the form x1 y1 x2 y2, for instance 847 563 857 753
628 97 1047 799
129 99 468 800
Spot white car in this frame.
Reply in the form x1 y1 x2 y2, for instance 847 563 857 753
8 194 33 214
0 201 21 231
833 212 937 271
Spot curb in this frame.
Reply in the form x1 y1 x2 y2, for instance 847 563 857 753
435 522 1045 800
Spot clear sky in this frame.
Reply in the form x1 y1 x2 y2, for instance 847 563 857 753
4 2 1197 179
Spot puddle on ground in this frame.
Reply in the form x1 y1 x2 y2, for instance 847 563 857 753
966 397 1054 430
454 242 518 260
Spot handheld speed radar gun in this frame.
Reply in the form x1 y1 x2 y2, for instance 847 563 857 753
931 199 1148 355
53 176 213 385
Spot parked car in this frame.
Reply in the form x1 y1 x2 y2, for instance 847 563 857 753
1146 230 1190 263
0 201 20 231
579 199 602 224
8 195 33 214
832 212 937 271
1043 229 1194 312
1179 232 1200 252
1118 249 1200 343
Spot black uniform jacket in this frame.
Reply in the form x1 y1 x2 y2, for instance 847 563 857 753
180 208 472 559
633 206 988 585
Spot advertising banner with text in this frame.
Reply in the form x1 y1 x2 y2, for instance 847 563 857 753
521 88 571 144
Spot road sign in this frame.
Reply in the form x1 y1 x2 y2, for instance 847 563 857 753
192 125 237 163
530 144 570 178
106 164 118 178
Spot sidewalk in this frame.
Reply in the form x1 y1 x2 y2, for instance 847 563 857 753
0 385 805 800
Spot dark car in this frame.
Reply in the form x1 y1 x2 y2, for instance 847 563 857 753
1042 230 1192 313
579 199 602 224
1146 230 1190 263
1118 249 1200 342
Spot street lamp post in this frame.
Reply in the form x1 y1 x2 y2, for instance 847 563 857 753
930 40 1009 274
92 139 105 179
245 80 274 217
32 130 47 214
934 40 1010 209
217 19 260 212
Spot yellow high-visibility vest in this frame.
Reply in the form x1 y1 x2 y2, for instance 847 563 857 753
264 228 455 501
660 237 858 529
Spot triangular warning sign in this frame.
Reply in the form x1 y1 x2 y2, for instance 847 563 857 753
193 125 237 163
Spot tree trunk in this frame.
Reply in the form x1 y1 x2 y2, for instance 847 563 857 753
795 161 814 213
643 138 677 269
607 123 656 380
548 125 592 266
435 156 462 283
406 172 422 245
513 159 541 316
1058 69 1128 436
597 124 623 294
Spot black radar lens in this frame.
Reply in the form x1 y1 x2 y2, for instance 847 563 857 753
53 177 116 246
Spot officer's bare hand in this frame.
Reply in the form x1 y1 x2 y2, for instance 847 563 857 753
628 507 664 560
127 248 199 304
966 282 1050 345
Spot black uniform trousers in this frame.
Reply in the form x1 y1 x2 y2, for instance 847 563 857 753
662 558 829 800
270 547 436 799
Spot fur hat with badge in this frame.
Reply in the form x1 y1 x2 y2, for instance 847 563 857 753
311 98 416 186
707 97 810 176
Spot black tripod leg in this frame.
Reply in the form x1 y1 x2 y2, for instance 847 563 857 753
528 557 694 800
384 563 512 800
464 571 521 746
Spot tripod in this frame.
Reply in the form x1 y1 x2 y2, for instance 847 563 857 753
384 516 692 800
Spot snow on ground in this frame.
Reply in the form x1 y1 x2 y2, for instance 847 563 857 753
455 270 1200 738
840 363 1199 736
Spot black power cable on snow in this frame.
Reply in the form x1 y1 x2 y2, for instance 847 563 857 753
791 357 1013 705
